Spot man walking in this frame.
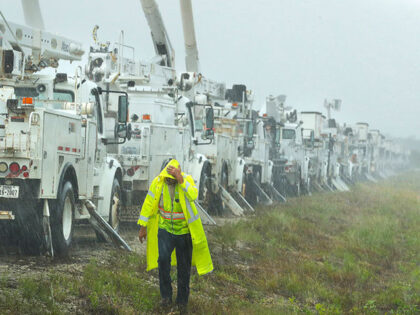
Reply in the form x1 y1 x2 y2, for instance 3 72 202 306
138 159 213 313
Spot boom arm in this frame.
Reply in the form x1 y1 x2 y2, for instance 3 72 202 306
21 0 45 30
139 0 175 68
179 0 200 73
0 1 83 74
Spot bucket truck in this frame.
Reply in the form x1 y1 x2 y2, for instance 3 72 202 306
0 7 131 255
354 122 370 179
318 99 349 191
177 0 255 215
299 111 325 192
85 0 216 223
264 95 303 198
223 87 274 206
365 129 381 182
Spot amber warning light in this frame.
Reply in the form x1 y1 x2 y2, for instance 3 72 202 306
22 97 33 105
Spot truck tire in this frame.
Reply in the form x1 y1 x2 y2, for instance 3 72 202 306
295 170 302 197
96 178 121 242
198 162 211 204
109 179 121 232
51 181 75 256
244 171 258 206
217 164 229 215
221 163 228 189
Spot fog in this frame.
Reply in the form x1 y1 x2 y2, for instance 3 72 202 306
2 0 419 138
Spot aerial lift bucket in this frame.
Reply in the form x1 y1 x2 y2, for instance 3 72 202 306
194 201 217 225
85 200 132 252
218 184 245 216
250 178 273 206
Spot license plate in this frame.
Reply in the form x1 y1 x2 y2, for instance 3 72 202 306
0 211 15 220
0 185 19 198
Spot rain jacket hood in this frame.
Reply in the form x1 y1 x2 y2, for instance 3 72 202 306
159 159 180 180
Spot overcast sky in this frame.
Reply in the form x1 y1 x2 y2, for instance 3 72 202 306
2 0 419 138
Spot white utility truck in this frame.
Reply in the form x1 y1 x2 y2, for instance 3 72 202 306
265 95 305 197
299 111 325 192
0 10 130 255
85 0 216 223
236 92 274 206
178 0 254 215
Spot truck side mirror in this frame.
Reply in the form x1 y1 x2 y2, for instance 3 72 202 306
204 107 214 139
118 95 129 123
115 123 132 140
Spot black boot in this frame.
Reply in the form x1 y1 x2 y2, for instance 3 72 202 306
160 297 172 311
177 303 188 315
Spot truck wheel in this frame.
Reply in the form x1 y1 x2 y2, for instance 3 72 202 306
306 178 311 195
295 171 302 197
278 175 287 197
244 172 258 206
221 164 228 189
198 162 211 204
51 181 75 256
96 178 121 242
219 164 229 215
296 180 301 197
109 179 121 231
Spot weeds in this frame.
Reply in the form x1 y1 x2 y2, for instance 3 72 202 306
1 172 419 314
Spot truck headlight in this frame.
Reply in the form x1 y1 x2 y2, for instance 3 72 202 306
0 162 8 173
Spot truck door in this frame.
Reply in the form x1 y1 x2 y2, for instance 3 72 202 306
79 89 102 198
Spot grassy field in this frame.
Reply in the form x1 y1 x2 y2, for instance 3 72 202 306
1 172 419 314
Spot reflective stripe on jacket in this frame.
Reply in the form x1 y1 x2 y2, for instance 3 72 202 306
158 184 189 235
137 159 213 275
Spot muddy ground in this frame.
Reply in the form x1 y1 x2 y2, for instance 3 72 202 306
0 223 145 284
0 217 233 285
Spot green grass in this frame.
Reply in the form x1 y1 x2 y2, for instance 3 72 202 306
1 172 419 314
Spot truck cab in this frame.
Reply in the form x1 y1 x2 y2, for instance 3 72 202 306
0 18 129 254
0 72 128 254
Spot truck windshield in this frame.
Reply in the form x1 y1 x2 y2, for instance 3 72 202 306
246 121 254 138
14 87 74 109
282 128 295 140
275 128 281 144
194 106 204 132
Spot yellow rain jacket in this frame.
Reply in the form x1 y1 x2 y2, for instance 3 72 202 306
137 159 213 275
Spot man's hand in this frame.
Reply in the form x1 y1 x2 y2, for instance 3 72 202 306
167 165 184 184
138 226 147 243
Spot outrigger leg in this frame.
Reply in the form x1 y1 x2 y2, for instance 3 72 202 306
195 201 217 225
231 190 255 213
251 178 273 206
84 200 132 251
218 184 245 216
